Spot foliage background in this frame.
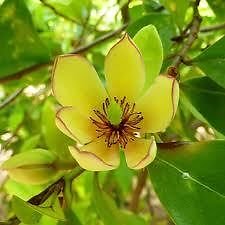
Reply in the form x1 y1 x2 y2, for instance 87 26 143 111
0 0 225 225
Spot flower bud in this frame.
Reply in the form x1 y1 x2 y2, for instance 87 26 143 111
1 149 58 185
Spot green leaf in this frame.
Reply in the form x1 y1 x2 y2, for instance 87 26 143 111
31 193 65 221
12 194 65 223
92 174 124 225
128 13 176 55
122 211 147 225
92 174 147 225
12 196 41 224
181 77 225 135
57 209 83 225
44 0 91 24
5 179 47 201
20 134 40 152
0 0 50 78
148 140 225 225
42 99 74 159
193 35 225 89
206 0 225 20
159 0 189 28
133 25 163 88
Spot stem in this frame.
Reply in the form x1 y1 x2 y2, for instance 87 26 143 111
129 169 148 213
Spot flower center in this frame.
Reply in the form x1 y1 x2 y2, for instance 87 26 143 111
90 97 143 148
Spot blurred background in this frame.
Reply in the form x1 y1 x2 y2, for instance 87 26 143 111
0 0 224 224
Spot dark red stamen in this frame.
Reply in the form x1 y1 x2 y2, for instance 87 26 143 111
90 97 143 148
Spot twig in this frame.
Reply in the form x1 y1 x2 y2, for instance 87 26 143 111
71 24 128 54
0 63 50 84
121 0 131 23
39 0 83 26
200 22 225 32
0 88 24 110
0 24 127 84
172 0 202 69
172 21 225 42
129 169 148 213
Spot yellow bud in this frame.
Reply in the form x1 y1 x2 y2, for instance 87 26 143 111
1 149 58 185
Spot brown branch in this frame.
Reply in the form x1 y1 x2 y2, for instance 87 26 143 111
0 24 127 84
172 0 202 69
200 22 225 32
0 88 24 110
120 0 131 23
39 0 83 25
129 169 148 213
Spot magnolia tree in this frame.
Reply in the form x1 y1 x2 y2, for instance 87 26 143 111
0 0 225 225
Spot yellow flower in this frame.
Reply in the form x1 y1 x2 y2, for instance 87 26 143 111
52 34 179 171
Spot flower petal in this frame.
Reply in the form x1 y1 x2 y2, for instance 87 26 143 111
52 54 107 115
137 75 179 133
124 137 157 169
104 34 145 101
69 140 120 171
55 107 97 144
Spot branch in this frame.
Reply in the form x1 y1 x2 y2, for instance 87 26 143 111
0 88 24 110
0 24 127 84
172 0 202 69
200 22 225 32
129 169 148 213
39 0 83 25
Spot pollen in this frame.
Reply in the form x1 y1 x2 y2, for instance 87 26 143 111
90 97 143 148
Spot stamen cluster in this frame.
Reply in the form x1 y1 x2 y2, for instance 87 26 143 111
90 97 143 148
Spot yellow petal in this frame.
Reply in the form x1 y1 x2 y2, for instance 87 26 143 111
137 75 179 133
104 34 145 101
52 54 107 115
69 140 120 171
124 136 157 169
55 107 97 144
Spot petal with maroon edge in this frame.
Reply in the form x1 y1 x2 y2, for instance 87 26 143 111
124 136 157 169
69 140 120 171
104 34 145 101
52 54 107 115
137 75 179 133
55 107 97 144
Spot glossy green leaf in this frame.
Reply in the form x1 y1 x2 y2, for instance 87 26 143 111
133 25 163 88
128 13 176 55
0 0 50 78
12 194 65 223
193 35 225 88
159 0 189 28
181 77 225 135
12 196 41 224
149 140 225 225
